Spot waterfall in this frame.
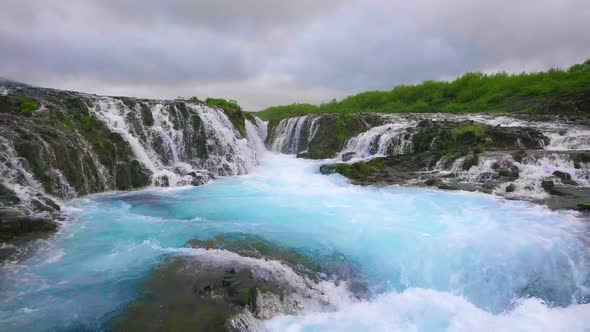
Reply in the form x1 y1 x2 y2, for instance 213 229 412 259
269 116 318 154
246 119 267 157
0 137 58 217
88 98 262 187
337 116 417 161
434 151 590 199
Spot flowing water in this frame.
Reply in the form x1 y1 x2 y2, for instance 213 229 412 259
1 150 590 331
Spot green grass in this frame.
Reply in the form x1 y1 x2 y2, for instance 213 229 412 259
20 98 40 113
190 97 252 137
257 59 590 122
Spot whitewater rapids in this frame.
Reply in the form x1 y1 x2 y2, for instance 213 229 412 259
1 152 589 331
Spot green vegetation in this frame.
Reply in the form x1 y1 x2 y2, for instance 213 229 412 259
257 59 590 121
335 158 384 181
450 123 488 140
190 97 254 137
0 95 40 113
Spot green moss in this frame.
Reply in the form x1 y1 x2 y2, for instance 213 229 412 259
577 203 590 211
335 159 383 181
62 117 75 129
0 95 40 113
450 123 488 140
199 97 249 137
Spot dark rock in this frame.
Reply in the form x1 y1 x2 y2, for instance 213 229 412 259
541 180 555 191
462 153 479 170
506 184 516 193
0 207 58 242
574 153 590 169
153 175 169 187
114 233 367 331
498 169 520 179
319 164 337 175
553 170 572 181
341 152 356 162
424 179 437 186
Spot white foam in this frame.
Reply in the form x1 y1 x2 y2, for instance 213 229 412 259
263 288 590 332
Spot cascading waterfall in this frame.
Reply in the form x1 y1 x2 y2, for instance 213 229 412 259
90 98 262 187
269 116 318 154
266 112 590 201
0 138 52 214
337 116 417 161
441 151 590 199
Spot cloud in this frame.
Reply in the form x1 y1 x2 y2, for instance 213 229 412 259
0 0 588 110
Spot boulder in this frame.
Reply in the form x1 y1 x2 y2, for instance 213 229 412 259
506 183 516 193
553 170 572 181
541 180 555 191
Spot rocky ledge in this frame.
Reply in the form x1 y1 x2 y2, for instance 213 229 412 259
319 119 590 211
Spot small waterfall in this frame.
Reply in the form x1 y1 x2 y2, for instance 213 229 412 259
337 116 417 161
193 104 257 176
246 120 267 157
254 117 268 143
0 138 58 216
269 116 317 154
89 98 260 186
435 151 590 199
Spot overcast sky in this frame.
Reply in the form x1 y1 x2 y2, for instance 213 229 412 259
1 0 589 111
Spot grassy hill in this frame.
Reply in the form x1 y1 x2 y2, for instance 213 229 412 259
257 59 590 123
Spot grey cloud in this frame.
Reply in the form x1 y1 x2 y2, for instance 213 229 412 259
0 0 588 110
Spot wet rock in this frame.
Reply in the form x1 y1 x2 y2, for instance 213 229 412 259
506 183 516 193
462 153 479 170
574 153 590 169
114 233 367 332
153 175 170 187
319 164 337 175
553 170 572 181
541 180 555 191
0 207 58 242
424 179 437 186
341 152 356 162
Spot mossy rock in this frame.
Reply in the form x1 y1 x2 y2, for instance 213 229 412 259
0 95 40 114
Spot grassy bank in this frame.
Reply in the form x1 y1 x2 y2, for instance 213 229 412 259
257 59 590 122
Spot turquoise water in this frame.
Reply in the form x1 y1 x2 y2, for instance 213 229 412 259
1 153 589 331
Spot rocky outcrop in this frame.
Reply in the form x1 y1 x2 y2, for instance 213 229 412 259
113 233 366 331
0 81 263 243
